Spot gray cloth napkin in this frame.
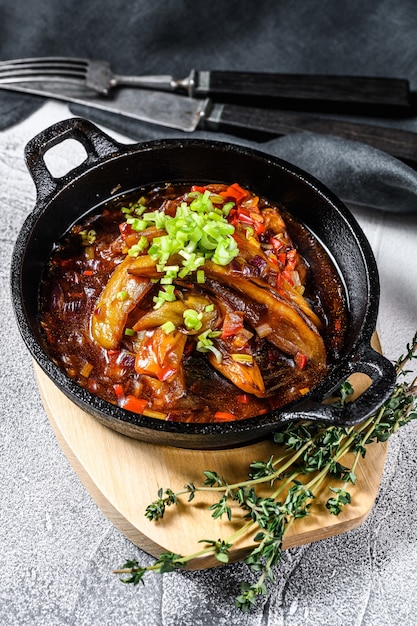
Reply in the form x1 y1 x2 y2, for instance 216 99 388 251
69 104 417 214
1 0 417 213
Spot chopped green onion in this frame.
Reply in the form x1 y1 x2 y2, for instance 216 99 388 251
161 284 176 299
122 197 147 216
160 275 174 285
126 216 147 231
123 189 240 309
116 290 128 301
161 321 176 334
205 304 214 312
209 193 226 204
142 210 168 229
134 197 147 212
124 328 136 336
183 309 203 331
147 191 238 279
127 236 149 257
164 265 180 272
80 229 96 246
205 345 222 363
196 329 222 362
178 251 205 278
231 353 254 364
207 210 223 222
160 265 180 284
222 202 234 216
153 285 176 309
212 238 238 266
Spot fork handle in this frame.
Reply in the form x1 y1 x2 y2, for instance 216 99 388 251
193 70 413 114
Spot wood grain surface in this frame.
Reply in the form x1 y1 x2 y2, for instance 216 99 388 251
34 346 388 571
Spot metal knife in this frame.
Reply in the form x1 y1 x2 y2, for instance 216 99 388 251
1 80 416 167
0 57 413 114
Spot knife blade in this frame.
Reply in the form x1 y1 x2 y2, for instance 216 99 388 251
0 59 413 114
1 80 417 167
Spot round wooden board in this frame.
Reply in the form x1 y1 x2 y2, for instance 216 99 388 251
33 337 388 570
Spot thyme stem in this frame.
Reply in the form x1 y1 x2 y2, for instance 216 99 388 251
115 333 417 611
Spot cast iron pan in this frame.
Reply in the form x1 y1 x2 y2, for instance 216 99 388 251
11 117 396 449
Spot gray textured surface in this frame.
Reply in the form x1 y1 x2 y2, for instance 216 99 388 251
2 0 417 622
2 99 417 626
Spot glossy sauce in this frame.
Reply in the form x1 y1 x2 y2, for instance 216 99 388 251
40 183 347 423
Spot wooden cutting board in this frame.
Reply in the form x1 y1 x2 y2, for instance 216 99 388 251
34 340 388 570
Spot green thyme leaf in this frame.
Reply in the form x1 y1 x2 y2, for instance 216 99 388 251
115 332 417 613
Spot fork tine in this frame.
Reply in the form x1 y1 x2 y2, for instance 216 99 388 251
0 70 85 84
0 57 88 83
0 68 85 79
0 56 88 68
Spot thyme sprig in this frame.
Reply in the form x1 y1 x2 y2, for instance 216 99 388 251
114 332 417 612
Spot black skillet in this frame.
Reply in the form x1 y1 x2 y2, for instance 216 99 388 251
11 117 396 449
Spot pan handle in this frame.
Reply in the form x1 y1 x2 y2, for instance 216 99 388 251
24 117 123 204
279 344 397 427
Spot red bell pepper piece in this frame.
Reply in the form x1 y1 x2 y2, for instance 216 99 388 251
270 236 284 252
285 249 297 271
221 310 244 338
113 383 124 399
294 352 308 370
120 395 147 414
119 222 134 239
219 182 248 203
234 206 265 235
134 328 186 382
213 411 235 421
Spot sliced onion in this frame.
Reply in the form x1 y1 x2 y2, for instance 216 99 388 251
255 323 272 338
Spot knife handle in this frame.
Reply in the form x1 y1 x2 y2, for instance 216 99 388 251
206 103 417 167
194 71 413 114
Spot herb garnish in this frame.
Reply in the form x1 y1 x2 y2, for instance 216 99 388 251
114 332 417 612
125 189 239 306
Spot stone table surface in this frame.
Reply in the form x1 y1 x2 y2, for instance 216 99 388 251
1 100 417 626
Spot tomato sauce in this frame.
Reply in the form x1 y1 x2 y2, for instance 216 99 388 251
40 182 347 423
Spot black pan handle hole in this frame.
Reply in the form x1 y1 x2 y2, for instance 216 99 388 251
43 138 88 179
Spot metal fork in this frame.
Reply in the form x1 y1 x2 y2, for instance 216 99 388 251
0 56 413 114
0 56 192 96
